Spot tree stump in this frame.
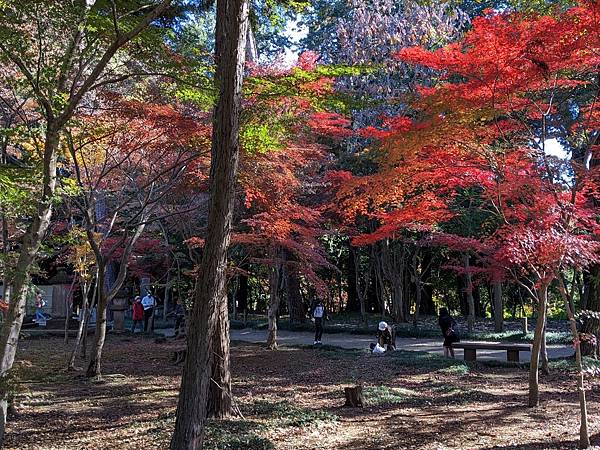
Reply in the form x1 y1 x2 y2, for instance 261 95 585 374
344 385 364 408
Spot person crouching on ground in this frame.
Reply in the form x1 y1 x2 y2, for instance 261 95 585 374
310 299 327 345
439 307 459 358
377 321 396 351
131 296 144 333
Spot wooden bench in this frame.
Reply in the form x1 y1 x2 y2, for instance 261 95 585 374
452 342 532 362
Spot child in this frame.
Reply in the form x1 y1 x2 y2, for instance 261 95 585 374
131 296 144 333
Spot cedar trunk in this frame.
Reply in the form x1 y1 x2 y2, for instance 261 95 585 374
287 270 306 323
169 1 248 447
267 259 282 350
207 295 232 418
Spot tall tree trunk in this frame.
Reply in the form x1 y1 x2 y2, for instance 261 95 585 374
421 250 435 315
169 1 248 447
0 126 59 443
493 281 503 332
81 276 99 359
463 254 475 334
582 265 600 356
68 280 91 370
267 257 282 350
558 277 590 448
286 270 305 323
353 248 368 326
412 251 422 329
207 295 232 418
541 314 549 375
346 245 359 312
235 272 248 314
529 283 548 407
86 264 107 378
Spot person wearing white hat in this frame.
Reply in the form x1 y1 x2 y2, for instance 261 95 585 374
376 321 396 351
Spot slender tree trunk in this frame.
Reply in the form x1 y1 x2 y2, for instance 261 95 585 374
558 277 590 448
64 278 77 344
0 126 60 444
267 258 282 350
493 281 503 332
354 249 369 327
412 252 422 329
68 281 90 370
529 284 548 407
235 272 248 314
169 1 248 447
463 254 475 333
81 277 99 359
541 315 549 375
346 245 359 312
163 271 171 323
85 219 146 378
86 266 107 378
582 265 600 356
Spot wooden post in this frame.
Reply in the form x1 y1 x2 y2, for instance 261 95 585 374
464 348 477 362
520 317 528 334
507 349 520 362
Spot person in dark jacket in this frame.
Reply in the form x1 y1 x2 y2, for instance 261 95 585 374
439 307 460 358
310 300 327 345
377 321 396 351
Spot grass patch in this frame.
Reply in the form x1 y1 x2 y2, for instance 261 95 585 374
548 356 600 374
437 364 470 376
248 400 338 428
469 330 571 345
364 385 415 406
387 349 470 374
205 419 273 450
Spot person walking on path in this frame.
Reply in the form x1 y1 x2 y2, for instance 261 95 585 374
439 307 460 358
141 292 156 332
310 299 327 345
131 296 144 333
377 321 396 351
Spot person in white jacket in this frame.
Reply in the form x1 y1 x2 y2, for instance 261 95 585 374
141 293 156 332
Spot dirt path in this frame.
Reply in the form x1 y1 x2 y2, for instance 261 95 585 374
229 328 574 362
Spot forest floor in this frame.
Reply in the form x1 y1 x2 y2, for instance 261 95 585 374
5 335 600 450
